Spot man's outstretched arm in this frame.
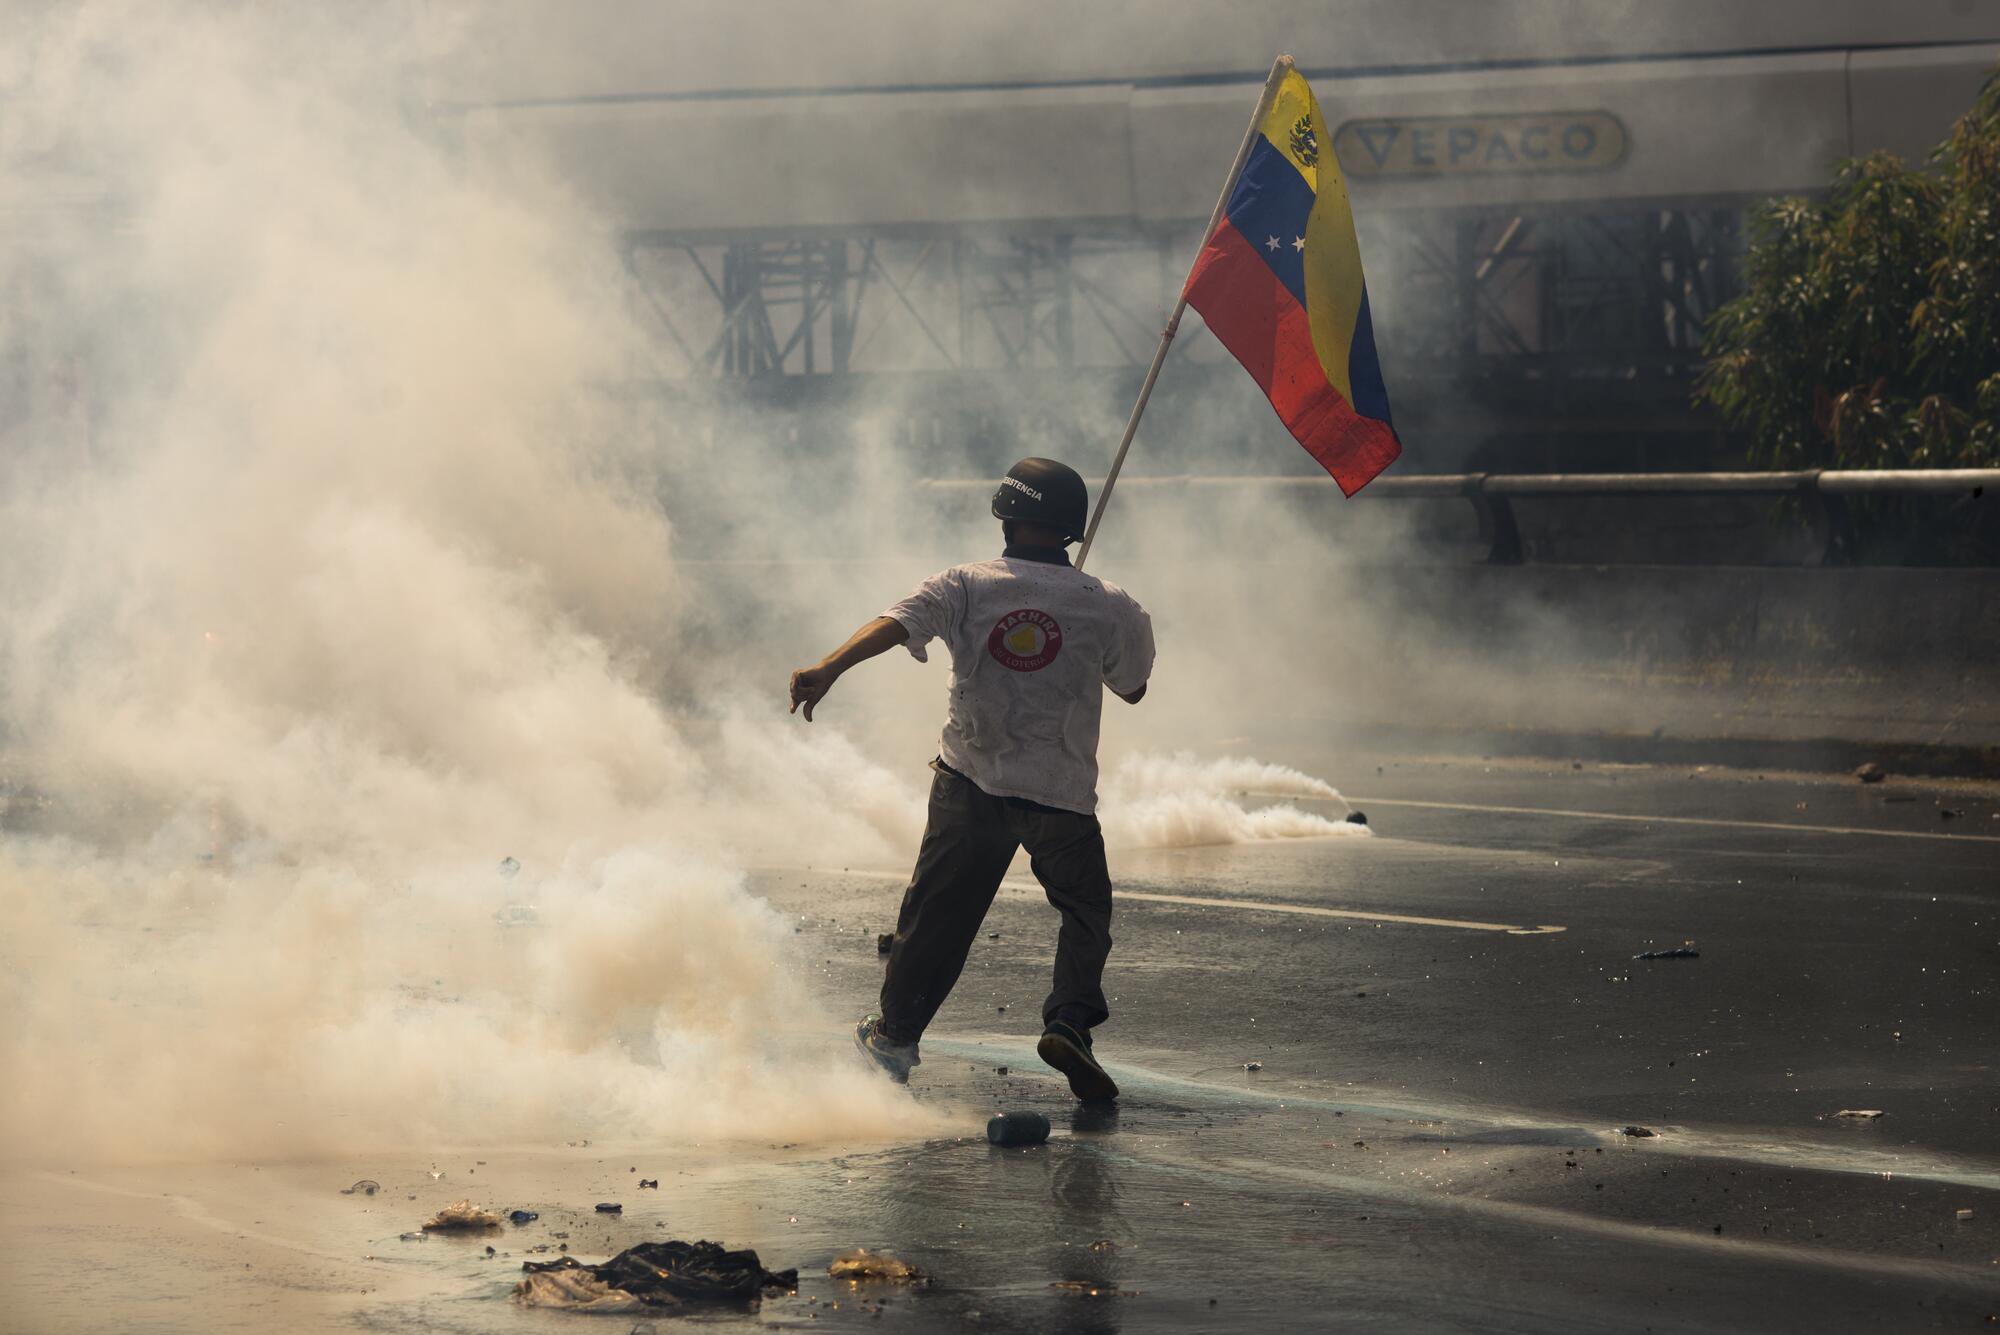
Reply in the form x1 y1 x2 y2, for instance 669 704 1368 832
789 616 911 722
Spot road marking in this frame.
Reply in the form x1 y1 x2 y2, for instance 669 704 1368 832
760 867 1563 934
1266 793 2000 844
926 1033 2000 1193
1116 889 1563 934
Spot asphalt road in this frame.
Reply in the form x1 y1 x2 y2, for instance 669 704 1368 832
740 756 2000 1333
4 756 1994 1332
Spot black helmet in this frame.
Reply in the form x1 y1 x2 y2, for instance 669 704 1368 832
991 457 1088 543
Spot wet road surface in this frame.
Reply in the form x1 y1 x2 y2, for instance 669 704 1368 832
4 757 1996 1331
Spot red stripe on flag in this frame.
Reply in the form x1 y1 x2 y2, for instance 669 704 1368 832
1184 219 1401 497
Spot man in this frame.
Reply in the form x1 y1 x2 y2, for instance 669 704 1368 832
788 458 1154 1103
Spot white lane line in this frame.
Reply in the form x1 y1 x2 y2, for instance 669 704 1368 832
923 1035 2000 1193
1115 889 1564 934
1261 792 2000 844
1210 1156 2000 1286
758 867 1563 934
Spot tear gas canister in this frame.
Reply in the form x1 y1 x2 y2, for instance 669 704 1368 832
986 1111 1052 1147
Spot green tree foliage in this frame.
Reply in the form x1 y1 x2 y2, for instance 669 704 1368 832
1699 66 2000 468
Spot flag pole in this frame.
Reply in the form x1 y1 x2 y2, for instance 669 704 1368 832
1074 53 1295 571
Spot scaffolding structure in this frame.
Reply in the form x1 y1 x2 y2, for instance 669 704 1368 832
628 207 1739 376
618 204 1747 470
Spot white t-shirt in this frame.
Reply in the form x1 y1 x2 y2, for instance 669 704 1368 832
884 552 1154 815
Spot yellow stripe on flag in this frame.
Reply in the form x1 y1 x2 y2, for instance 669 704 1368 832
1254 69 1367 406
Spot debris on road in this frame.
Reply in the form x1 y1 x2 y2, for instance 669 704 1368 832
1633 947 1699 960
1345 811 1367 825
1243 1061 1263 1072
875 933 893 954
828 1248 928 1283
994 1066 1009 1075
516 1240 796 1311
987 1111 1052 1147
1832 1109 1885 1119
341 1179 380 1196
595 1202 623 1213
1618 1126 1657 1138
508 1210 539 1225
1956 1208 1975 1220
1089 1239 1117 1253
422 1200 502 1230
1940 808 1964 820
1853 763 1885 783
638 1178 659 1189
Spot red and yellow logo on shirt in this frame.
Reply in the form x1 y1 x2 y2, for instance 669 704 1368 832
987 608 1063 672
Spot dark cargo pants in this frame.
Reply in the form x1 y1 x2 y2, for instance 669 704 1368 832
878 762 1113 1043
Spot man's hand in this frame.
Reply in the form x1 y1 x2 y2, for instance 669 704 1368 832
788 617 911 723
789 663 841 722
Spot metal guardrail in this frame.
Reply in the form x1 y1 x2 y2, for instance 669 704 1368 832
917 469 1996 564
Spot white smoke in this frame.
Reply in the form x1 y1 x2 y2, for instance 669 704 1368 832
0 4 1372 1167
0 3 937 1164
1100 753 1367 848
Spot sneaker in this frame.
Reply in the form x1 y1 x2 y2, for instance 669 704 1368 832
1037 1020 1118 1103
853 1013 919 1084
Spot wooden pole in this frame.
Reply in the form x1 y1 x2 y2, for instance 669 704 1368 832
1075 54 1294 571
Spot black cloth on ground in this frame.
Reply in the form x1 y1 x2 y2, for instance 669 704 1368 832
519 1239 796 1306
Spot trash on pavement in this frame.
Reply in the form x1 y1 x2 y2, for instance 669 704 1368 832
514 1240 797 1311
1955 1208 1975 1220
1243 1061 1263 1072
987 1111 1052 1147
1618 1126 1657 1138
1832 1109 1885 1119
638 1178 659 1189
341 1179 380 1196
1345 811 1367 825
1632 947 1699 960
423 1200 503 1230
508 1210 539 1225
595 1202 623 1213
1853 763 1885 783
828 1248 928 1283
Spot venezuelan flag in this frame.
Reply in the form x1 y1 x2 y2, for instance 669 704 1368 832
1184 65 1400 495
